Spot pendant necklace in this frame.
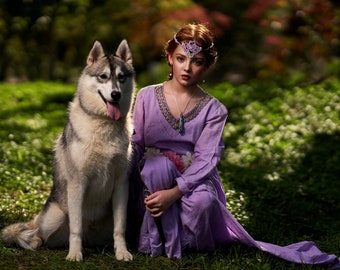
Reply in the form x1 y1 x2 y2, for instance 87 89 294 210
171 88 194 135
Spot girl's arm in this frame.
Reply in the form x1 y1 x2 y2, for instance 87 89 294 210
176 102 228 195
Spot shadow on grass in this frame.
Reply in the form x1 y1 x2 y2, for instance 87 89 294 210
221 131 340 245
0 91 72 127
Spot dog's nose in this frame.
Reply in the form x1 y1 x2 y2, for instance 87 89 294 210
111 91 121 102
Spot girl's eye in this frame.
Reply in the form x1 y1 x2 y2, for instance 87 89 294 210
177 56 185 63
98 73 109 81
193 59 204 66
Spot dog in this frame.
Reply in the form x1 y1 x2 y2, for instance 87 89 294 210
1 40 135 262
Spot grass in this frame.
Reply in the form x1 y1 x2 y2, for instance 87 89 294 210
0 80 339 269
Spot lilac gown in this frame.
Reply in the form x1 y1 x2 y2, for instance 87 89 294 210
130 83 340 268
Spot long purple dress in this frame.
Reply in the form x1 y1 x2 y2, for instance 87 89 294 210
130 83 340 268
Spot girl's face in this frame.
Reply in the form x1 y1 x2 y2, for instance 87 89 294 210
167 44 208 87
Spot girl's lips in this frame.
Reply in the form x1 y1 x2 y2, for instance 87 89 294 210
181 74 190 80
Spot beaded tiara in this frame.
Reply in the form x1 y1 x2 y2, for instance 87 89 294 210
173 33 214 58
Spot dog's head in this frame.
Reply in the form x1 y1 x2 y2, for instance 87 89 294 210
77 40 135 121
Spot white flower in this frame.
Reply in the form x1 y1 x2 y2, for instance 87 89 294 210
143 147 161 159
181 152 194 169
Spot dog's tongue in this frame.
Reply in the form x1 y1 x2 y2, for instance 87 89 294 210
107 102 121 121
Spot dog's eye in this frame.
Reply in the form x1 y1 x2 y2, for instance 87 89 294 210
117 73 126 83
98 73 109 81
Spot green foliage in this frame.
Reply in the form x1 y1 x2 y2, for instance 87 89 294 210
0 80 339 268
251 0 340 85
1 0 339 85
209 79 340 242
0 0 196 82
0 82 74 222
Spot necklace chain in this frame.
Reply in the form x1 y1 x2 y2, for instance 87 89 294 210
170 88 194 116
170 88 194 135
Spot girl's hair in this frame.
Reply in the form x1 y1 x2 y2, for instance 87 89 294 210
165 23 218 68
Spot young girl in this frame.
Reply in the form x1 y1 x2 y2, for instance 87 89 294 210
128 23 339 267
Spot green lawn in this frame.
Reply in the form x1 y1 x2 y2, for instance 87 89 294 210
0 80 339 269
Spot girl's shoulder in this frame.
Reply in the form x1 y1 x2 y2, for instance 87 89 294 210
138 83 162 95
135 83 162 103
203 90 228 116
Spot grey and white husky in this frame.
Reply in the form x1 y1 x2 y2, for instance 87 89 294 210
1 40 135 262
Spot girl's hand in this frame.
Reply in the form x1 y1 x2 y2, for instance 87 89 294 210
144 186 182 217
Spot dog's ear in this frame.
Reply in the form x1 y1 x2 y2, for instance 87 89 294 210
87 41 105 66
116 39 133 65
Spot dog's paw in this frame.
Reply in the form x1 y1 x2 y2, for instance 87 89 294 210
66 250 83 262
115 248 133 261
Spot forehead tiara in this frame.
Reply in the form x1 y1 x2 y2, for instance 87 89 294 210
173 34 214 58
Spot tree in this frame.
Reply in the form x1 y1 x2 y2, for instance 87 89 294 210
247 0 340 84
0 0 338 84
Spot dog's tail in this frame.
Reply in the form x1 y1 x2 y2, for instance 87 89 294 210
1 218 42 250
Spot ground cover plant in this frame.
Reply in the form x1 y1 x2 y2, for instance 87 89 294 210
0 80 339 269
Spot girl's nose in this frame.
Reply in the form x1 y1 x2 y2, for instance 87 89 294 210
184 60 191 71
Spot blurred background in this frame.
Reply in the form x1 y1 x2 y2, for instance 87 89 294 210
0 0 339 87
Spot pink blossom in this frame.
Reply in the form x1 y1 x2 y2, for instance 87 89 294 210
265 35 282 46
163 151 185 172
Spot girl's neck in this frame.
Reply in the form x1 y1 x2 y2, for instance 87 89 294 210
165 79 199 96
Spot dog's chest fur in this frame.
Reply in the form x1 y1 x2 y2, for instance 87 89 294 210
55 99 132 211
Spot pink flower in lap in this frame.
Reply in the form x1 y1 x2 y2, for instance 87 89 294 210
163 151 185 172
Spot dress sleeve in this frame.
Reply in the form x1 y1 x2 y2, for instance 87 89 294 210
131 89 146 164
176 102 228 195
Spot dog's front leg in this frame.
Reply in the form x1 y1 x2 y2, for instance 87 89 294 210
66 180 84 261
112 174 133 261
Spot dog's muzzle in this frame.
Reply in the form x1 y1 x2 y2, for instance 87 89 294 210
111 91 121 102
98 90 122 121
